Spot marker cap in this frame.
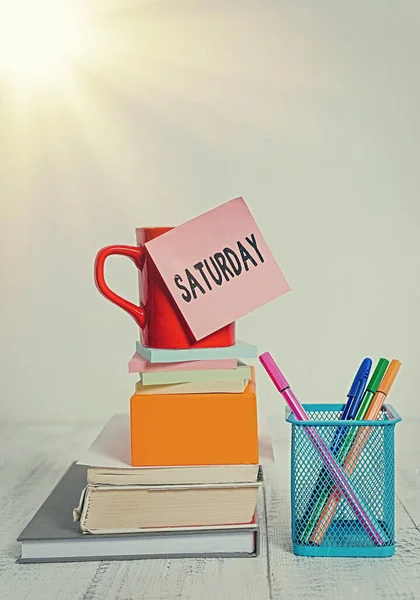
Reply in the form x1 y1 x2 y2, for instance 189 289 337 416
378 359 402 396
348 358 372 398
259 352 289 391
367 358 389 393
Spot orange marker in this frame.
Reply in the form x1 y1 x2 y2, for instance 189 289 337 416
311 359 401 545
365 359 401 421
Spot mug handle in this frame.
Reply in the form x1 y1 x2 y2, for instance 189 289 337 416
94 245 147 329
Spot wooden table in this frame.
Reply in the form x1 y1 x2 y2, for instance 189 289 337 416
0 418 419 600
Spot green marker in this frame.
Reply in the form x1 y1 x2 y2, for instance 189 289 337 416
301 358 389 544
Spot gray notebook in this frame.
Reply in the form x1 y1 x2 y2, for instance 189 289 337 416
17 463 260 563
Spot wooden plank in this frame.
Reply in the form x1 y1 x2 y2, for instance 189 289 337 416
0 424 105 600
1 420 420 600
0 423 270 600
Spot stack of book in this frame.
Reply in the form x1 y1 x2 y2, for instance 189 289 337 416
17 199 288 563
18 340 270 563
81 339 262 550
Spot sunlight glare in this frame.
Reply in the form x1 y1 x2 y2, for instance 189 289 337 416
0 0 88 87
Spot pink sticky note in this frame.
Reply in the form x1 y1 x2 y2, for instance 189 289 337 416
128 353 237 373
145 197 290 340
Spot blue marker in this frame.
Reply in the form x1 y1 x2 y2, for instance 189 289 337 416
330 357 372 454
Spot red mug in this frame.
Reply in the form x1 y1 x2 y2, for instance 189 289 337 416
94 227 236 349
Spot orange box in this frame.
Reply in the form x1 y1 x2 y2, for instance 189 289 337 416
130 376 258 467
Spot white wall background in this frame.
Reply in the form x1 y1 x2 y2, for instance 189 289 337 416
1 0 419 422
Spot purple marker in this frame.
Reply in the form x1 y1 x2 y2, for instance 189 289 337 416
259 351 386 546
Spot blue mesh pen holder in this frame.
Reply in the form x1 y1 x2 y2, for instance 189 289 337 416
286 403 401 557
